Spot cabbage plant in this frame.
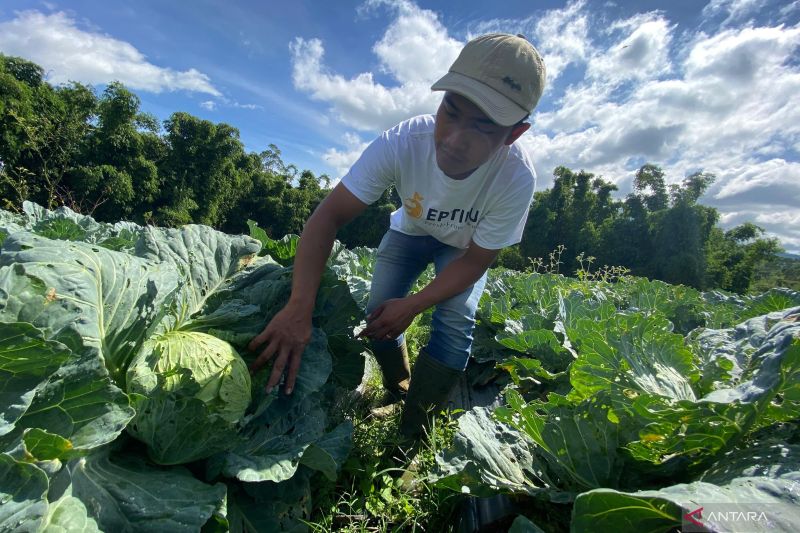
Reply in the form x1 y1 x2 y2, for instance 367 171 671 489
127 331 251 424
0 202 363 531
123 331 252 464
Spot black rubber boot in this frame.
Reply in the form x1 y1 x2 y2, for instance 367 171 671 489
399 348 462 439
370 341 411 416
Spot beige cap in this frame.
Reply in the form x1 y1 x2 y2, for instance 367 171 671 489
432 33 546 127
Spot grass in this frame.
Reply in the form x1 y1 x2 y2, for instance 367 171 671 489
306 386 463 531
306 308 466 531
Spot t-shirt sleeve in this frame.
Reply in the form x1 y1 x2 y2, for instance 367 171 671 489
472 168 536 250
340 129 397 205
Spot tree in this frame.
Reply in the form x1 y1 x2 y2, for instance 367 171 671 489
158 112 249 227
64 82 163 220
598 194 650 274
521 166 620 274
633 163 668 211
648 171 717 288
706 222 782 293
0 55 96 210
337 188 397 248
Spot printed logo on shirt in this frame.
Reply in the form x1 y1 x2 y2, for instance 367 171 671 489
424 207 480 227
404 192 424 219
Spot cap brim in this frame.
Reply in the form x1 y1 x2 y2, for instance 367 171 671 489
431 71 529 127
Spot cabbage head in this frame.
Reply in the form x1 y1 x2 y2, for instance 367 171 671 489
125 331 252 464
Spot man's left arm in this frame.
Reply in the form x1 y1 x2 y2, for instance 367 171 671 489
358 241 497 340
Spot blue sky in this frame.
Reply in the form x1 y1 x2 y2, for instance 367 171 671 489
1 0 799 252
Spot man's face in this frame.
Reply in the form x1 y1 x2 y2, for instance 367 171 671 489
434 92 518 180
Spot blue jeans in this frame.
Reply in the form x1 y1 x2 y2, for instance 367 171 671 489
366 229 488 370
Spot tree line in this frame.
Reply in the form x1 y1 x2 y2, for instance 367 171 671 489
0 54 781 293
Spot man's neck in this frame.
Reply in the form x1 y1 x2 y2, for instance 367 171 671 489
445 167 477 180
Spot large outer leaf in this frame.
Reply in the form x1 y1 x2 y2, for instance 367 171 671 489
571 490 684 532
495 329 570 375
702 319 800 433
211 330 333 482
509 515 547 533
741 289 800 321
215 396 326 483
691 307 798 393
557 292 618 333
68 447 226 532
245 223 298 266
9 346 135 455
568 313 699 401
619 278 706 334
617 312 800 468
622 395 758 467
495 390 626 494
39 493 102 533
433 407 548 499
626 313 800 465
185 258 289 348
0 232 180 382
134 224 261 327
1 202 141 253
0 323 72 436
0 302 134 457
328 245 375 311
227 468 312 533
0 210 25 246
313 273 367 389
701 309 799 406
0 453 49 532
298 420 353 481
571 443 800 533
126 389 238 465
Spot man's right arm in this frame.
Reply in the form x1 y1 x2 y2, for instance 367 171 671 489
247 183 369 394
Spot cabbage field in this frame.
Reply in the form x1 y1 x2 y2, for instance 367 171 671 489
1 202 799 532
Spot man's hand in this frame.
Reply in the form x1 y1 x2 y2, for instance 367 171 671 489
358 297 421 340
247 303 312 394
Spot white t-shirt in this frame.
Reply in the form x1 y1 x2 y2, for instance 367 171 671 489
341 114 537 250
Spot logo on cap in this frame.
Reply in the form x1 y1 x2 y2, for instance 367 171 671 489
502 76 522 92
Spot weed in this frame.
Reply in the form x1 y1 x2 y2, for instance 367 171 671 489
527 245 566 274
575 251 631 283
308 383 463 531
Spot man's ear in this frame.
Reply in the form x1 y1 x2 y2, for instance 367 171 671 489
505 122 531 146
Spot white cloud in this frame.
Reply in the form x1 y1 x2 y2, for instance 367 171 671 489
465 0 591 85
289 36 440 131
702 0 768 26
754 210 800 226
323 133 371 181
198 97 261 112
531 22 800 176
781 1 800 18
685 26 800 87
213 96 263 111
531 0 591 83
0 10 220 95
588 15 674 84
522 15 800 251
710 159 800 207
289 0 457 132
367 0 463 84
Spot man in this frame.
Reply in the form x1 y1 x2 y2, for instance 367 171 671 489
248 33 546 439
